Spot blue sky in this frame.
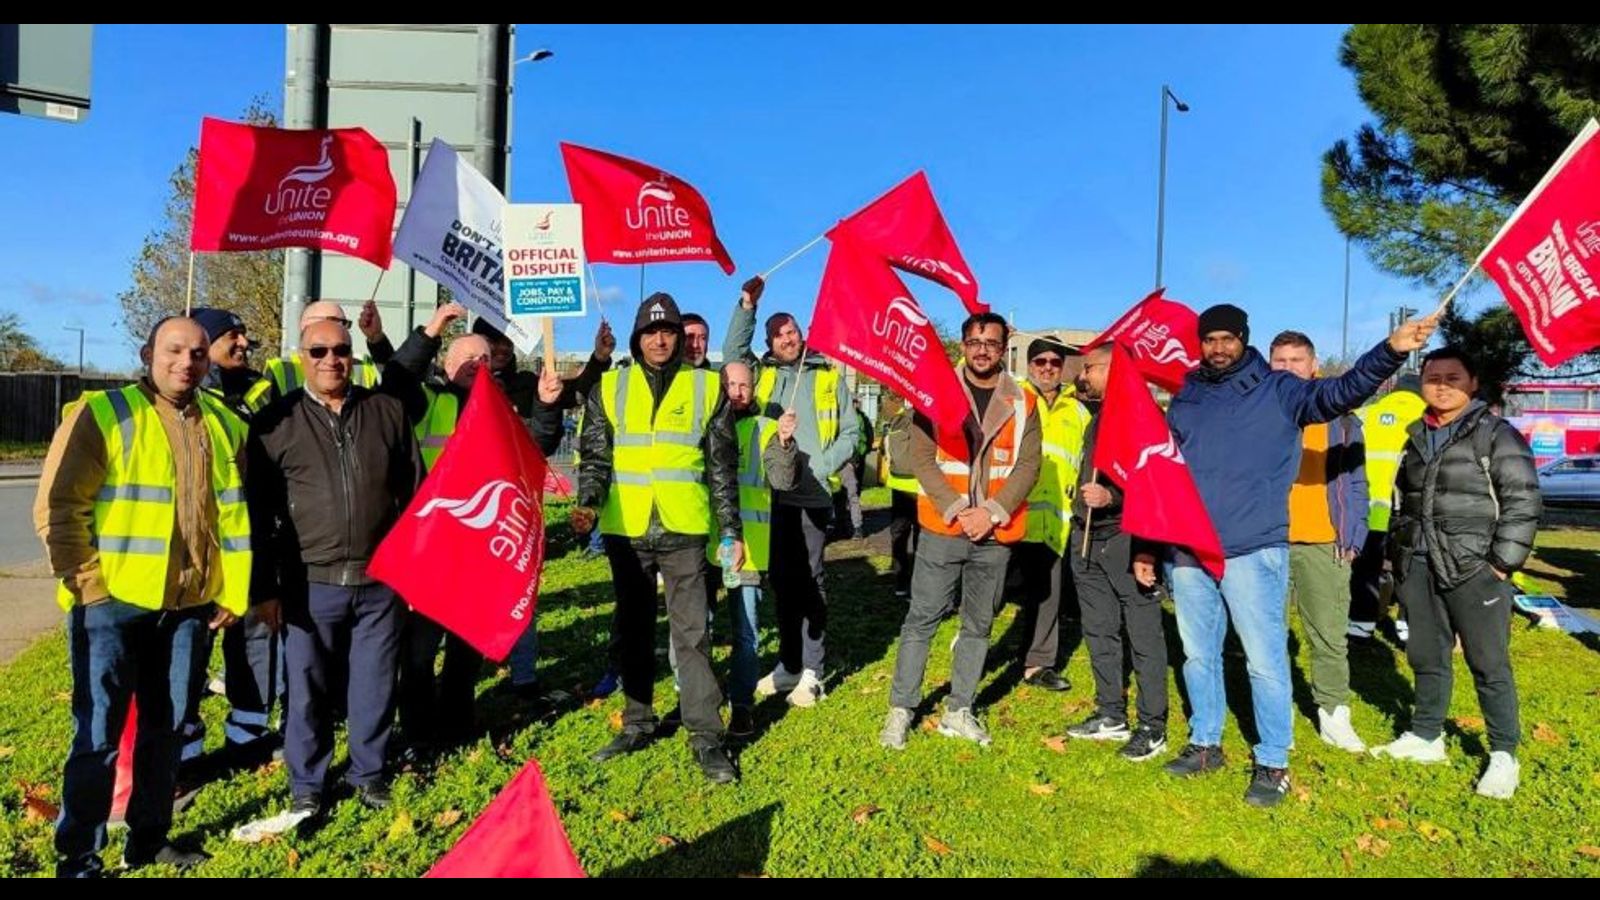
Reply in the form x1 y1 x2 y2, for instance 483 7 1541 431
0 23 1458 371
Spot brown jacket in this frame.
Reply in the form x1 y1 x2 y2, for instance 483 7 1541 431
900 367 1041 528
34 380 238 608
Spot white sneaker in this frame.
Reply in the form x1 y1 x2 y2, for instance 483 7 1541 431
754 664 800 698
879 707 914 750
936 707 992 747
1370 731 1448 764
1346 621 1376 640
1475 751 1520 799
1318 705 1368 753
1395 619 1410 645
787 669 826 707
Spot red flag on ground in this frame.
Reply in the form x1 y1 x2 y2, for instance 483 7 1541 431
425 758 585 879
560 142 735 273
810 228 969 458
1477 119 1600 366
1083 289 1201 393
191 117 397 268
1092 344 1224 579
829 171 986 313
369 367 548 661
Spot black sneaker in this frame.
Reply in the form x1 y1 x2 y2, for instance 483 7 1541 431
1023 667 1071 692
1120 726 1168 762
1244 765 1290 808
355 780 392 810
1163 743 1227 777
1066 713 1131 742
728 705 755 739
693 743 738 784
592 727 656 763
122 842 210 871
290 793 324 817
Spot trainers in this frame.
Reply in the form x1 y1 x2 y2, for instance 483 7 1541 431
1066 713 1131 742
1164 743 1227 777
1022 667 1071 692
755 664 801 698
1346 621 1377 641
1394 619 1410 646
591 668 620 699
936 707 992 747
1243 765 1291 808
1317 705 1368 753
1369 731 1448 764
880 707 914 750
1475 751 1520 799
1120 726 1168 762
786 669 826 707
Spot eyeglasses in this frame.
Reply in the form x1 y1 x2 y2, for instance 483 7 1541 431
963 339 1005 352
306 344 353 360
1030 356 1064 368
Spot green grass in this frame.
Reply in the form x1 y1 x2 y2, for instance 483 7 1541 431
0 441 47 461
3 511 1598 876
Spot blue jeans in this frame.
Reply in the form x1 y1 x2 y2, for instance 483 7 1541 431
57 600 212 878
1167 546 1293 768
728 584 762 708
508 622 538 687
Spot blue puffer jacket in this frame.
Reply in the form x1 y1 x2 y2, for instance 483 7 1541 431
1167 340 1404 558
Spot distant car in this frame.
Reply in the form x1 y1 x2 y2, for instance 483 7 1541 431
1537 455 1600 505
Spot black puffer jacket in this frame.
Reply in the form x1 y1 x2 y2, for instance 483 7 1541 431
1388 402 1541 590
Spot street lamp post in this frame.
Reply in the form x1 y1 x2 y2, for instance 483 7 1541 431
1155 83 1190 289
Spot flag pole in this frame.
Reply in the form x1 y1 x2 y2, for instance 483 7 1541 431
1432 264 1477 318
787 341 807 411
368 266 386 302
184 252 196 315
1080 470 1097 559
586 262 606 321
763 233 827 279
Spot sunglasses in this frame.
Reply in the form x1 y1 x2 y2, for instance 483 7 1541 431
1030 356 1064 368
306 344 353 360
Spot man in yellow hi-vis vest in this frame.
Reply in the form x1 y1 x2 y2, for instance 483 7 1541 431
717 361 802 738
1012 336 1092 694
571 293 743 784
723 276 860 708
244 300 395 413
35 316 247 876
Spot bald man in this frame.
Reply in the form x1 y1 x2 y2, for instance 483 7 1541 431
244 299 396 412
246 314 423 819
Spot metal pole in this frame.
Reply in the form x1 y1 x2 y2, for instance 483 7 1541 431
1342 237 1351 361
1156 85 1169 289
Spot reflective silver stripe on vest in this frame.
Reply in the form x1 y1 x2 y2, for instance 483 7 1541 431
421 436 450 448
218 487 246 505
97 484 174 503
283 361 302 393
97 536 166 555
221 536 253 552
613 371 632 441
691 369 708 438
654 432 702 447
615 433 653 448
652 468 704 483
741 510 771 525
104 388 137 470
739 424 767 487
614 472 652 486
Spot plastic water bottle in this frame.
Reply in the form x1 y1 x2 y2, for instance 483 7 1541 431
718 537 742 589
